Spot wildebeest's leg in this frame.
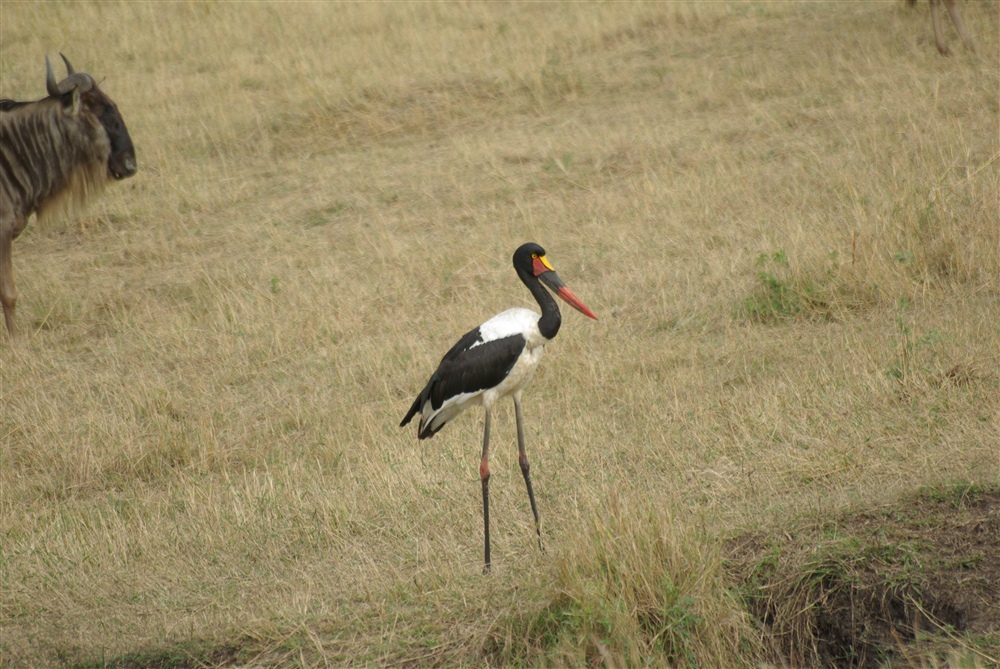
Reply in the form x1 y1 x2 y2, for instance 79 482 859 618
943 0 974 52
0 214 19 338
929 0 952 55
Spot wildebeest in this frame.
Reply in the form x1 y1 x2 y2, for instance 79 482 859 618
910 0 974 55
0 54 136 339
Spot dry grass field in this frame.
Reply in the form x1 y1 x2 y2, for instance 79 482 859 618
2 1 999 667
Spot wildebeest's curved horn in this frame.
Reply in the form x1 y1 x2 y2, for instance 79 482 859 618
45 53 95 97
58 74 94 95
60 53 76 76
45 55 60 97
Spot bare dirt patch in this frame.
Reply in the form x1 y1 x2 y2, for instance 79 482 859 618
731 485 1000 668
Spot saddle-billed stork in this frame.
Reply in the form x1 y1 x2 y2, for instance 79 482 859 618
400 242 597 571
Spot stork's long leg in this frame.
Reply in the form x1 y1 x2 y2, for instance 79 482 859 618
514 395 543 551
480 408 492 573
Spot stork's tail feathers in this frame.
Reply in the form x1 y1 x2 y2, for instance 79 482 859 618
400 379 443 440
399 398 421 429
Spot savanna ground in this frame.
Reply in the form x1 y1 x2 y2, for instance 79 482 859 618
1 2 998 667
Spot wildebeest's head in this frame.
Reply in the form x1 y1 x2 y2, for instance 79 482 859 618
45 53 137 180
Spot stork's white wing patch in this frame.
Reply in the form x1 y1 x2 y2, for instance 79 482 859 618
473 308 541 349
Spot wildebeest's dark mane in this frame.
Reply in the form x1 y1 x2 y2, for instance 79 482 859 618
0 99 31 112
1 97 111 227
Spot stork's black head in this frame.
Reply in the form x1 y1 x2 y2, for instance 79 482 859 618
512 242 597 320
512 242 548 275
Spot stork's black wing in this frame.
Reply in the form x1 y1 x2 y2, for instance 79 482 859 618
400 328 526 437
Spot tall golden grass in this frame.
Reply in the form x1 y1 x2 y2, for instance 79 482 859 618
1 1 998 666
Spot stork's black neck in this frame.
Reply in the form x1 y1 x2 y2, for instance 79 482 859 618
518 267 561 341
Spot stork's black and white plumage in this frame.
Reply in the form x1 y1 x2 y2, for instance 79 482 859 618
400 242 597 571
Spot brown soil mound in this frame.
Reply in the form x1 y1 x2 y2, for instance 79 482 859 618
730 485 1000 668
